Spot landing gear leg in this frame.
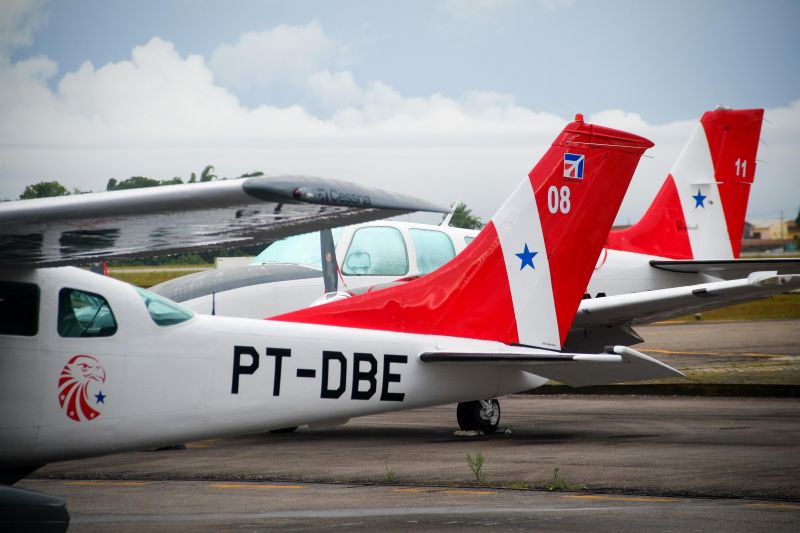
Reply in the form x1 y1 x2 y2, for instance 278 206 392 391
456 399 500 434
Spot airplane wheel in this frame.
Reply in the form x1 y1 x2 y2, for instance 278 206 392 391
456 399 500 434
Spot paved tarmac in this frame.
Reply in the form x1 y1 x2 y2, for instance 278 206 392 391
18 478 800 532
19 319 800 530
635 319 800 384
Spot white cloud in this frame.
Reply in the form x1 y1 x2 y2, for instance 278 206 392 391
307 70 363 111
0 19 796 225
208 20 346 95
0 0 47 61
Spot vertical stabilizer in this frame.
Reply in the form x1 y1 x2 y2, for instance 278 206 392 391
273 117 653 350
606 108 764 259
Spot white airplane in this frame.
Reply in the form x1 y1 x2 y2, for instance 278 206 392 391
0 116 681 497
153 108 799 351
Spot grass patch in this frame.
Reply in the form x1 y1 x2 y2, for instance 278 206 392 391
466 451 486 485
384 462 397 483
543 467 586 491
108 271 194 288
506 481 533 490
669 294 800 322
107 263 211 270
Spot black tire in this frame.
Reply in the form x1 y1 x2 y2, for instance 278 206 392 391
456 399 500 434
269 426 299 434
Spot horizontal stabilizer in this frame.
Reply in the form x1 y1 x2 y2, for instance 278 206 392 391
650 258 800 280
420 345 683 387
575 272 800 328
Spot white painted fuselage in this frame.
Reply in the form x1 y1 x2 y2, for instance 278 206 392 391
585 248 714 298
0 267 544 468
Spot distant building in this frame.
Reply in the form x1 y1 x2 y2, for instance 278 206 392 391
742 218 798 254
746 219 799 240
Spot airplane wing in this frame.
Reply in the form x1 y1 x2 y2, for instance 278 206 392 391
650 258 800 280
0 176 447 267
421 345 683 386
565 272 800 352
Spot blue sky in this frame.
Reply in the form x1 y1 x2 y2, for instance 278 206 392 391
1 0 798 222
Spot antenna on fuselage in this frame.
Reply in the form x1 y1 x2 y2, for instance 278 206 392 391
440 199 460 227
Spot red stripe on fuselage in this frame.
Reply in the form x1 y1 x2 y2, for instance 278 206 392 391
271 222 520 344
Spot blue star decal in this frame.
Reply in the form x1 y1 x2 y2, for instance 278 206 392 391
95 390 106 404
515 244 538 270
692 189 707 208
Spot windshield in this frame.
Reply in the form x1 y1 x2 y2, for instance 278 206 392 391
253 228 344 268
135 287 194 326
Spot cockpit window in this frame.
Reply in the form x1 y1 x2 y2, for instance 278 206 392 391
342 226 408 276
254 228 344 268
135 287 194 326
58 288 117 337
0 281 40 336
409 229 456 274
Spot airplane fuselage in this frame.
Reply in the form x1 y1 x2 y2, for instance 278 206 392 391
586 248 712 299
0 267 544 469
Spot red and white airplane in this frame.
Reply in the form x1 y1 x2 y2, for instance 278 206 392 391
153 108 799 351
0 117 679 496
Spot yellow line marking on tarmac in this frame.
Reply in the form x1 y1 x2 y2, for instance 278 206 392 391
65 481 150 487
208 483 305 490
562 495 679 503
443 489 496 495
746 502 800 510
645 348 780 358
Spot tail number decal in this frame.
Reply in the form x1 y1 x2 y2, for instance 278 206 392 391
231 346 406 402
547 185 571 214
735 158 748 178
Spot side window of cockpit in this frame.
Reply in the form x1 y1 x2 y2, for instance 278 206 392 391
342 227 409 276
58 288 117 337
0 281 40 336
410 229 456 274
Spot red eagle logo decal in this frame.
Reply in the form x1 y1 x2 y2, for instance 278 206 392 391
58 355 107 422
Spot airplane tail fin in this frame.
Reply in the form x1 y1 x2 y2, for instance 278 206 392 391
273 116 653 350
605 108 764 259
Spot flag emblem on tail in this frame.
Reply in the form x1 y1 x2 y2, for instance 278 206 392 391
563 153 585 180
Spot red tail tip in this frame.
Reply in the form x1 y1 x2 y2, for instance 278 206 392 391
574 113 584 123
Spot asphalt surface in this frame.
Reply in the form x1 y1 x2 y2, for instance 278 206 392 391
18 479 800 532
17 319 800 531
634 319 800 385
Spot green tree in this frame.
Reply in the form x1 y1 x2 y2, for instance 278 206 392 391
239 171 264 178
20 180 70 199
200 165 217 182
107 176 183 191
445 202 484 230
189 172 197 183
